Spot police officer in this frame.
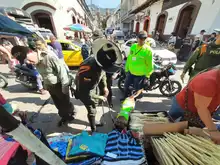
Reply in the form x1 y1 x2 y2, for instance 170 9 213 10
181 29 220 82
122 31 153 100
75 39 122 132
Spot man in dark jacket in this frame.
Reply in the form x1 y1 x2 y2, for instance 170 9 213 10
75 39 122 132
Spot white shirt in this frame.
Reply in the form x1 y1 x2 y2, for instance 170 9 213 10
168 36 176 45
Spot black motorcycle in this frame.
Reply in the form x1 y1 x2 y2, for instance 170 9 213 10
117 63 182 97
14 64 39 89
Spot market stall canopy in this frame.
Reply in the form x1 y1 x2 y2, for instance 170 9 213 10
0 13 32 35
64 23 92 33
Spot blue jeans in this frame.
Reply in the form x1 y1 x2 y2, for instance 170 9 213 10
169 96 220 130
169 96 185 121
124 72 145 98
29 67 43 90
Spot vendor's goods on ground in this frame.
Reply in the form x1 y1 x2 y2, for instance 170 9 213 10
151 133 220 165
102 130 146 165
46 130 146 165
129 112 170 132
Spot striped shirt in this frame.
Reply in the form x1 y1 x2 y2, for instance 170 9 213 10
104 130 144 161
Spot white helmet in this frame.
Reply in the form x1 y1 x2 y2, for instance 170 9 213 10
92 38 122 73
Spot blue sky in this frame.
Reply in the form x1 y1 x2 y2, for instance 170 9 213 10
85 0 120 8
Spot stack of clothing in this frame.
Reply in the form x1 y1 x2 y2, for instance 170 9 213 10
48 131 108 165
102 130 146 165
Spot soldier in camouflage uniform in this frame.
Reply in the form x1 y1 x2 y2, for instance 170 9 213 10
75 39 122 132
181 29 220 82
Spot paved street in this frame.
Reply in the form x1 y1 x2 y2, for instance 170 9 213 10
0 62 187 136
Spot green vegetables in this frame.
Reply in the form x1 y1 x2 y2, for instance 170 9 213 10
152 133 220 165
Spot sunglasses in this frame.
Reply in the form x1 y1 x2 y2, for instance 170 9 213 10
138 37 147 40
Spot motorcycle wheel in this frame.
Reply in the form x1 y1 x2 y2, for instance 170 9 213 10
0 74 8 88
118 77 125 92
159 80 182 97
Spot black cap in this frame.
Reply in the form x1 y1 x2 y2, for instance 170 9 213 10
137 31 148 39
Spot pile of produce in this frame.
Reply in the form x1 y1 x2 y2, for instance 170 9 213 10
129 112 170 132
152 133 220 165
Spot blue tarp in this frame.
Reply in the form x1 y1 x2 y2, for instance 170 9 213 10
0 14 32 35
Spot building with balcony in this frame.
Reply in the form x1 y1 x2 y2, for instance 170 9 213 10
0 0 93 39
106 5 121 29
131 0 163 36
120 0 143 35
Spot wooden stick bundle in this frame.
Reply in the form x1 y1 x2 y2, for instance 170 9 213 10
152 133 220 165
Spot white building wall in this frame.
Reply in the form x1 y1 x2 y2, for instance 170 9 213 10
148 1 163 34
210 9 220 33
191 0 220 34
162 0 220 36
0 0 88 39
163 3 186 35
133 1 163 35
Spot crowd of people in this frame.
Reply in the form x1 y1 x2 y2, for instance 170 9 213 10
1 27 220 145
167 29 219 61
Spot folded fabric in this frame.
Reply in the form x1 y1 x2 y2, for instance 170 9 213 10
102 157 146 165
68 131 108 157
2 103 15 114
103 130 145 162
48 133 76 158
66 138 90 161
0 93 7 105
0 135 20 165
68 157 102 165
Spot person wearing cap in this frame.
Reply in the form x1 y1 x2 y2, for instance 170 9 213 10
75 38 122 132
122 31 153 100
181 29 220 82
207 32 217 43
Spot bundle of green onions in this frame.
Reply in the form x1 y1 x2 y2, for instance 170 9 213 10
152 133 220 165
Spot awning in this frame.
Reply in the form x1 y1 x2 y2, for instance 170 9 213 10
0 13 32 35
130 0 159 14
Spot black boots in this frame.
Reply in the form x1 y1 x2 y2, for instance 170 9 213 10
87 115 96 132
87 115 104 132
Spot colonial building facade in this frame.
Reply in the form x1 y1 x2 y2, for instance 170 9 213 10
127 0 220 39
0 0 93 39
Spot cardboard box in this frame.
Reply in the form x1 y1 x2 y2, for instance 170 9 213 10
143 121 188 135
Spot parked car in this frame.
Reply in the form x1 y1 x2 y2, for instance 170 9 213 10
121 38 177 65
46 40 83 67
112 30 125 43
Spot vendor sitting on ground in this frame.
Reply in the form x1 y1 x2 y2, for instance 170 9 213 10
169 66 220 144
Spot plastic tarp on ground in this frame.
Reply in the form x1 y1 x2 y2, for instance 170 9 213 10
0 13 32 35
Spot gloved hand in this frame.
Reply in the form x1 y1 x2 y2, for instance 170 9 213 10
98 96 107 102
62 85 69 95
